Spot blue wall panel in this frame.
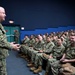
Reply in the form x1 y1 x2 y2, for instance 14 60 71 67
20 26 75 40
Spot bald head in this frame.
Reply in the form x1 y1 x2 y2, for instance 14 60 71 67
0 6 6 22
0 6 4 11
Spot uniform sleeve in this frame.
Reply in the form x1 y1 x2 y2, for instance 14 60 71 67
0 35 13 50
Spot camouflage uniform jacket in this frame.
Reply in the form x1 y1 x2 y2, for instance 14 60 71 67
65 46 75 60
0 23 13 59
34 40 44 50
51 44 65 59
43 41 55 54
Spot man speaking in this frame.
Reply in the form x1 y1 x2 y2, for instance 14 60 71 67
0 6 20 75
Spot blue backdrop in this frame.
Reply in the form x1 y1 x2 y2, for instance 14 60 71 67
20 26 75 40
1 0 75 30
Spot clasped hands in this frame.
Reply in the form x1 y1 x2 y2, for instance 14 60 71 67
10 42 21 51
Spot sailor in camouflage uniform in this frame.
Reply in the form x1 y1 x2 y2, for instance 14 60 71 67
0 7 20 75
44 38 65 75
19 35 30 57
59 34 75 75
27 35 44 67
30 36 55 73
14 30 19 44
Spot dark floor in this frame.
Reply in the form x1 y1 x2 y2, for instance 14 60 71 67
6 50 45 75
